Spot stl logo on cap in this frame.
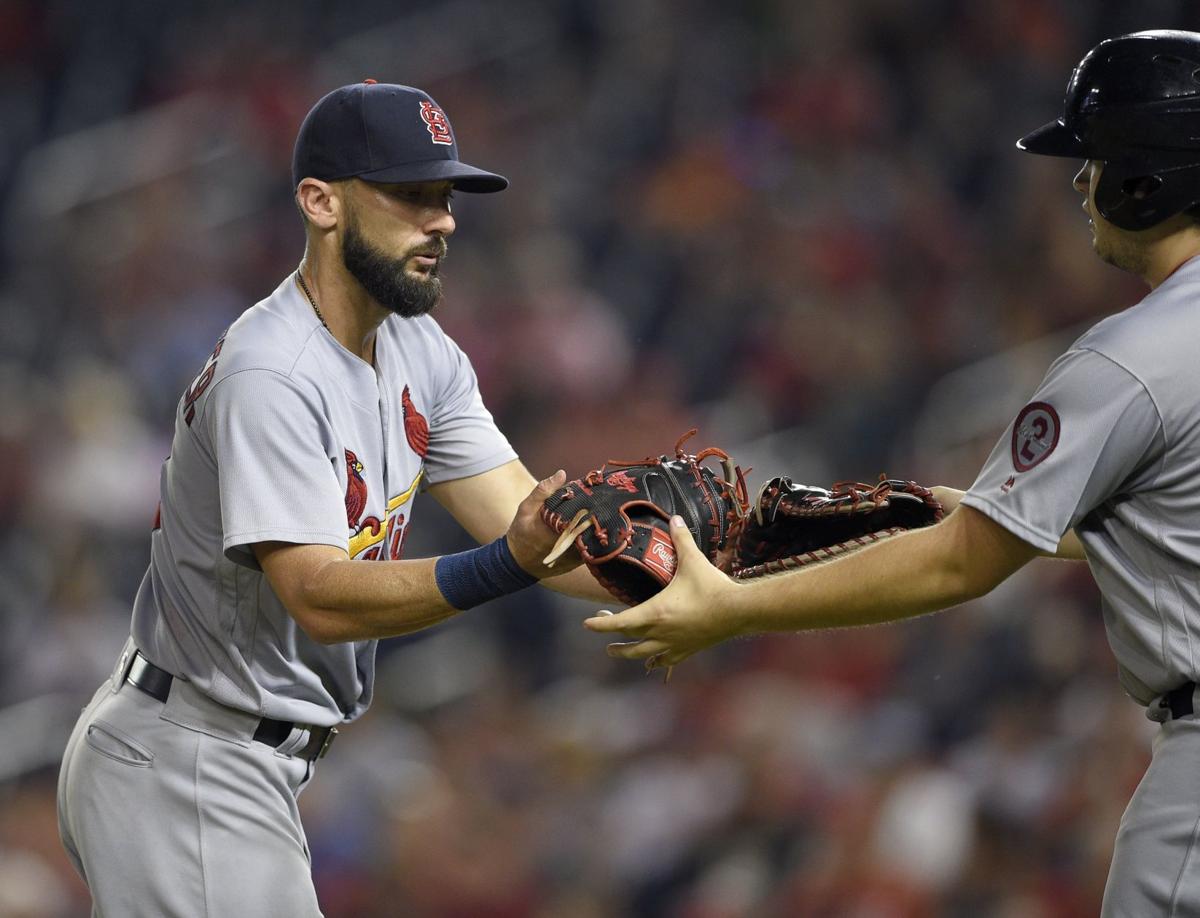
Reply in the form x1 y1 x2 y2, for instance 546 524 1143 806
419 100 453 146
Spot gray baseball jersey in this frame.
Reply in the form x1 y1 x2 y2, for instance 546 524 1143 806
129 272 516 727
962 255 1200 706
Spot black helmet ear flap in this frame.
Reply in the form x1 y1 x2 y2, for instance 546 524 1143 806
1096 161 1200 230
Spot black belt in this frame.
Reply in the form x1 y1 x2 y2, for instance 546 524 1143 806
126 652 338 761
1165 682 1196 720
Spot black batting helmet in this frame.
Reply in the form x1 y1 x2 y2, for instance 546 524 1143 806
1018 30 1200 231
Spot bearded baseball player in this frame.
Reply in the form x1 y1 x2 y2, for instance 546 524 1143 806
586 31 1200 915
55 81 605 916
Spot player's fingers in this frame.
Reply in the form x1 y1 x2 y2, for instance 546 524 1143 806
606 639 669 660
536 469 567 495
657 647 696 668
669 515 705 566
584 607 650 634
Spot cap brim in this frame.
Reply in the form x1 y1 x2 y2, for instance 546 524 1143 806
1016 119 1088 157
358 158 509 193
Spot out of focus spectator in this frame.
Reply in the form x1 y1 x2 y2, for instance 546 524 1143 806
0 1 1190 914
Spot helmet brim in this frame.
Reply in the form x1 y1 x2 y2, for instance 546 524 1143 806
1016 119 1088 158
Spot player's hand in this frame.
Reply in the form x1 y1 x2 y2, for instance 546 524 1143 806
506 470 582 578
583 515 746 670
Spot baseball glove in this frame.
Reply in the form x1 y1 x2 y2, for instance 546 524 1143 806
540 430 750 605
724 476 943 579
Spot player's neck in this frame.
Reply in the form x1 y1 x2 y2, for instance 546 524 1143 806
297 254 386 365
1141 224 1200 290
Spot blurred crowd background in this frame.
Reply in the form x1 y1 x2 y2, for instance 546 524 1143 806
0 1 1191 915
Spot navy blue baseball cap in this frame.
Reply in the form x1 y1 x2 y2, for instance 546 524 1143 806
292 80 508 193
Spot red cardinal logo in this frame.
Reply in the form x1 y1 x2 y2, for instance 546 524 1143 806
344 449 368 529
402 386 429 458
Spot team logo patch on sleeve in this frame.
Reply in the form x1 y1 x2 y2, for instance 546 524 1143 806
1011 402 1060 472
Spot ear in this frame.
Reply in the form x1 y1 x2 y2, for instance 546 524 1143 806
296 178 340 230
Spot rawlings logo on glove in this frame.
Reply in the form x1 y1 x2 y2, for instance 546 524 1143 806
540 430 750 605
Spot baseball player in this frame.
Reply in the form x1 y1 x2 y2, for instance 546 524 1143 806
55 81 605 916
586 31 1200 915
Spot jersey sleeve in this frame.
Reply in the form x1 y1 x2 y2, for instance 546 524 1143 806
421 330 517 485
203 369 348 568
961 347 1165 552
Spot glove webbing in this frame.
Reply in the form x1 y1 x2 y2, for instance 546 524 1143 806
733 526 907 579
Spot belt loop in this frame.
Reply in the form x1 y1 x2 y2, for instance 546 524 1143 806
1147 682 1198 723
272 726 311 759
1148 696 1170 723
273 725 338 761
110 638 137 693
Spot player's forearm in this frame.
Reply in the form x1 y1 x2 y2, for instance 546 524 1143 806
728 507 1031 635
730 528 969 633
294 556 458 643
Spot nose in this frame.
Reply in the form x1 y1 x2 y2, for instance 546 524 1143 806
424 205 455 238
1072 161 1090 195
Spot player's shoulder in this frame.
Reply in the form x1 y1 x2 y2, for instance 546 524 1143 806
214 274 325 381
176 275 325 430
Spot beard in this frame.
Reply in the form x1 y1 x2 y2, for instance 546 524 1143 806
1093 224 1149 279
341 218 447 319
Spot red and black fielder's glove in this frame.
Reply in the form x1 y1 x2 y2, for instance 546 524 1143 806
722 476 943 579
540 431 749 605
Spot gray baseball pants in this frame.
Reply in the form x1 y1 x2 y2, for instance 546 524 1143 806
1103 705 1200 916
57 642 324 917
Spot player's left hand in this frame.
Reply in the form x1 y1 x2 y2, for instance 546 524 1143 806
583 515 746 670
506 470 583 578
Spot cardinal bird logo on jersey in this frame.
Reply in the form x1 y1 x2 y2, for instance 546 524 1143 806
344 449 368 528
402 386 430 459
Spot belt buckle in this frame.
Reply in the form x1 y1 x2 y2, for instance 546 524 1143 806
317 726 339 759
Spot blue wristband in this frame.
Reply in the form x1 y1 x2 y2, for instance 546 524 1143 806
434 536 539 611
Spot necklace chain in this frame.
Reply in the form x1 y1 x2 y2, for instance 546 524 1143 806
296 270 329 330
